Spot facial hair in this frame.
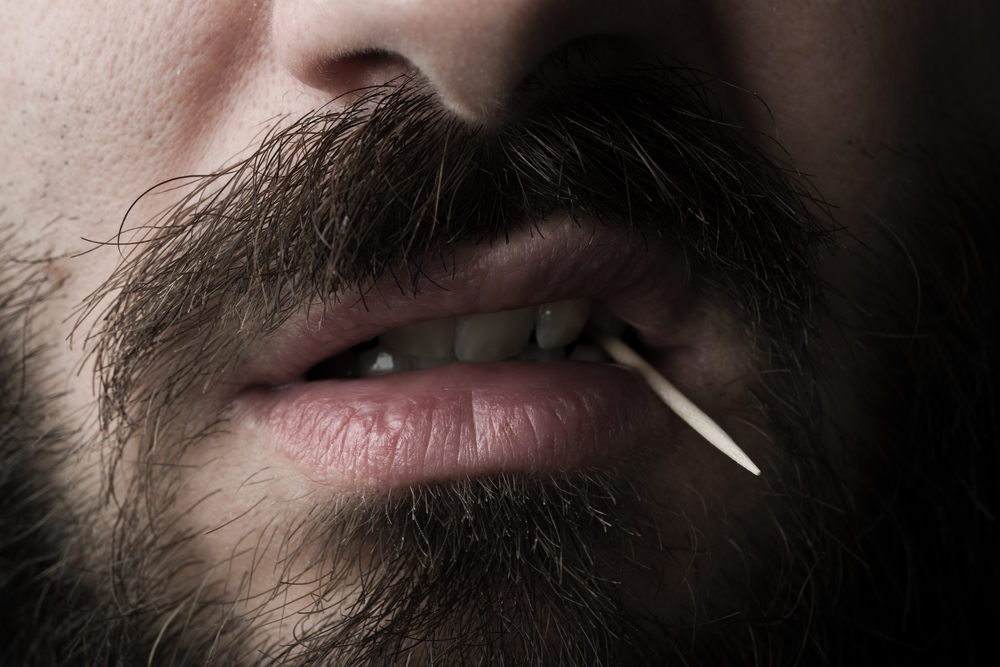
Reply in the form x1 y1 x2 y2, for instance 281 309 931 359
87 67 828 665
82 68 826 437
0 67 996 666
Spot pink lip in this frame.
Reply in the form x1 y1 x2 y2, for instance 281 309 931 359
224 219 702 489
233 360 676 488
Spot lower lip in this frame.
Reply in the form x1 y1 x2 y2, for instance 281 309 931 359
233 361 677 489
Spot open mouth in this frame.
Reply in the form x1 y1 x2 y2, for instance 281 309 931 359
305 298 626 380
298 297 758 475
227 222 756 489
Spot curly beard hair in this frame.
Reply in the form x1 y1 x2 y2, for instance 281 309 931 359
0 67 997 666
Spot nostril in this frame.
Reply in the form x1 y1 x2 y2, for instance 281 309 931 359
271 0 658 121
302 48 414 100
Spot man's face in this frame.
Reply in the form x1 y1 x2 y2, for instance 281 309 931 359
2 1 998 665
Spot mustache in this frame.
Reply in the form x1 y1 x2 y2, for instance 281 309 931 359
63 67 843 666
80 66 829 436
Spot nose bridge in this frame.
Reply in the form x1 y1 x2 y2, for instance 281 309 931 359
272 0 621 119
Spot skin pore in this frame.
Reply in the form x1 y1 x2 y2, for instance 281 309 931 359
2 1 999 665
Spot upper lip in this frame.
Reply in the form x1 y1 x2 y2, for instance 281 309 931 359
229 217 698 391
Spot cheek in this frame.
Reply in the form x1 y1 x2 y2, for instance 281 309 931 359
0 2 268 246
703 0 932 208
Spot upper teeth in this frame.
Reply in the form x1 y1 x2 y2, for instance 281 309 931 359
359 298 613 377
534 299 591 350
380 316 457 359
455 306 537 362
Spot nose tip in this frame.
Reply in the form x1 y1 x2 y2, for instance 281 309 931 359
272 0 632 120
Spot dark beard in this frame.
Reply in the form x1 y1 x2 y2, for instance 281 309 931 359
1 68 997 666
88 67 828 665
251 472 682 666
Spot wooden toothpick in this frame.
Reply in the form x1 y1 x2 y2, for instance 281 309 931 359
586 325 761 476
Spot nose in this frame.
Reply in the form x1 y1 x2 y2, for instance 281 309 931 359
271 0 645 120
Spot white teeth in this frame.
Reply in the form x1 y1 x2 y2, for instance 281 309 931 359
358 345 410 377
381 317 456 358
535 299 590 350
454 307 536 362
361 299 624 375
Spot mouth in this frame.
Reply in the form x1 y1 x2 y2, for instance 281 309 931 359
226 218 744 490
304 297 622 380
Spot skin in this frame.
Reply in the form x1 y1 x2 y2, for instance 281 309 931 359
1 0 999 663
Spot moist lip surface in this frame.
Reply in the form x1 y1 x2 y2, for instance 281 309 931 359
234 359 677 488
224 220 711 490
